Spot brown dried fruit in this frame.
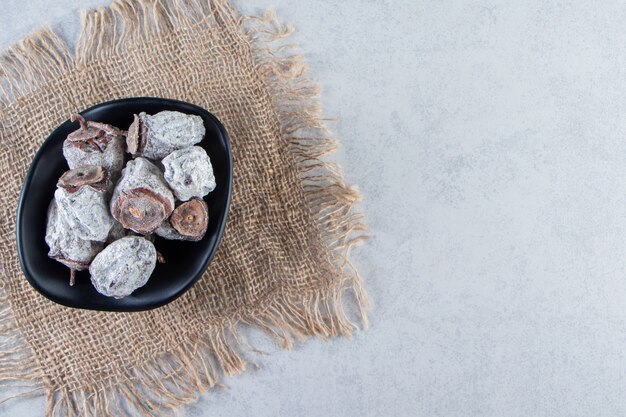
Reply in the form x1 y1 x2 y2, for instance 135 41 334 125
126 113 144 156
57 165 110 193
66 114 103 143
125 111 205 160
113 189 172 235
55 165 114 242
64 114 126 179
110 158 175 234
162 146 215 201
84 120 123 137
70 114 124 136
169 198 209 241
89 236 157 298
45 200 104 285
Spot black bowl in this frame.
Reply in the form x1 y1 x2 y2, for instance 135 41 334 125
16 97 232 311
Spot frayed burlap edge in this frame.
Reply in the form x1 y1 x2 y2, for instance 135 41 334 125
0 0 370 415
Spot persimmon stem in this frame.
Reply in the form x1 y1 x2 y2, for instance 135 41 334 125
70 113 88 130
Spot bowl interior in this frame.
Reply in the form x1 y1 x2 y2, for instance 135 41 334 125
16 97 232 311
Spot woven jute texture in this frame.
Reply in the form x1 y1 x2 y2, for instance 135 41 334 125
0 0 369 415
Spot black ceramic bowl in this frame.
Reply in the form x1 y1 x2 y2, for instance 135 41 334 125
16 97 232 311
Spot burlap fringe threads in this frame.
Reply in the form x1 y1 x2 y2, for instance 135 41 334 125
0 0 370 415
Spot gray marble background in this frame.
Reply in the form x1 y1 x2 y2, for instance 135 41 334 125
3 0 626 416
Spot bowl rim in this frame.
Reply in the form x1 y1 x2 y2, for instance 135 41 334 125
15 97 233 311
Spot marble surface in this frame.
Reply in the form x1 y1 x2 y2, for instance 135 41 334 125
4 0 626 416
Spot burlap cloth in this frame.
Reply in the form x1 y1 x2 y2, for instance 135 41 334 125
0 1 369 415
